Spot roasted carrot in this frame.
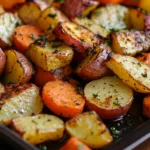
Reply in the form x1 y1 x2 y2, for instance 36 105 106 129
42 80 85 118
59 137 91 150
143 95 150 118
136 53 150 67
0 0 26 9
96 0 123 4
13 25 43 53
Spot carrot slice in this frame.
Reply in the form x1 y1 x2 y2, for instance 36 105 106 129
143 95 150 118
0 0 26 9
13 25 43 53
59 137 91 150
137 53 150 67
42 80 85 118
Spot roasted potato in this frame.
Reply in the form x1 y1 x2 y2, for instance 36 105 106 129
0 13 21 48
112 30 150 56
84 77 133 119
129 8 150 31
75 44 111 81
73 16 110 38
0 84 43 125
139 0 150 13
18 2 41 25
91 4 129 31
53 21 100 53
12 114 64 145
62 0 99 18
0 48 6 76
105 53 150 93
3 50 34 84
66 111 113 149
0 83 5 97
26 41 74 71
37 6 69 39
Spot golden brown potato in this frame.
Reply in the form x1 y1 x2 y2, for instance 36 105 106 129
26 41 74 71
66 111 113 149
73 16 110 38
12 114 64 145
0 13 21 48
84 77 133 119
53 21 100 53
139 0 150 13
18 2 41 25
112 30 150 56
0 84 43 125
0 48 6 76
91 4 129 31
105 53 150 93
3 50 34 84
75 44 111 80
37 6 69 39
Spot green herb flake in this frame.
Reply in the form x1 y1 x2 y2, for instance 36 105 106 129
141 73 147 78
52 44 61 48
39 145 47 150
93 93 98 98
29 34 36 40
80 38 85 43
54 0 64 3
137 62 141 67
47 13 56 18
104 40 112 46
113 101 120 106
85 50 91 56
47 24 53 30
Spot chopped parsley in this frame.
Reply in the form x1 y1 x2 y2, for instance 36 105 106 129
34 34 48 47
52 44 61 48
80 38 85 43
39 145 47 150
93 93 98 98
113 101 120 106
47 13 56 18
141 73 147 78
104 40 112 46
54 0 64 3
29 34 36 40
85 50 91 56
47 24 53 30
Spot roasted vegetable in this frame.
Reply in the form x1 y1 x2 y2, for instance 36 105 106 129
53 21 100 53
112 30 150 56
26 41 73 71
73 16 110 38
3 50 34 84
137 53 150 67
105 53 150 93
0 48 6 76
12 114 64 144
0 84 43 125
84 76 133 119
42 80 85 118
18 2 41 25
139 0 150 13
91 4 129 31
66 111 113 149
37 6 69 39
0 13 21 48
75 44 111 81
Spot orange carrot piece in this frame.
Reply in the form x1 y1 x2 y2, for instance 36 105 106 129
0 0 26 9
42 80 85 118
143 95 150 118
96 0 123 4
13 25 43 53
136 53 150 67
59 137 91 150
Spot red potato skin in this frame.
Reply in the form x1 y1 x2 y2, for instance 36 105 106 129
0 48 6 76
61 0 99 19
53 22 100 53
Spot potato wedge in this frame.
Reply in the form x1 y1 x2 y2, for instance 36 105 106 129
0 84 43 125
105 53 150 93
18 2 41 25
73 16 110 38
3 50 34 84
84 77 133 119
53 21 100 53
0 48 6 76
62 0 99 18
37 6 69 39
91 4 129 31
0 13 21 48
26 41 73 71
112 30 150 56
12 114 64 145
66 111 113 149
75 44 111 80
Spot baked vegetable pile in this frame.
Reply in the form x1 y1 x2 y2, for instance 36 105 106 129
0 0 150 149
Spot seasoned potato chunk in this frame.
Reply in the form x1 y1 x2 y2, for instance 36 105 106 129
91 5 129 31
75 44 111 80
3 50 34 84
12 114 64 145
73 16 110 38
0 13 21 48
26 42 73 71
37 6 69 39
0 84 43 125
66 111 113 149
18 2 41 25
112 30 150 56
106 53 150 93
53 21 100 53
